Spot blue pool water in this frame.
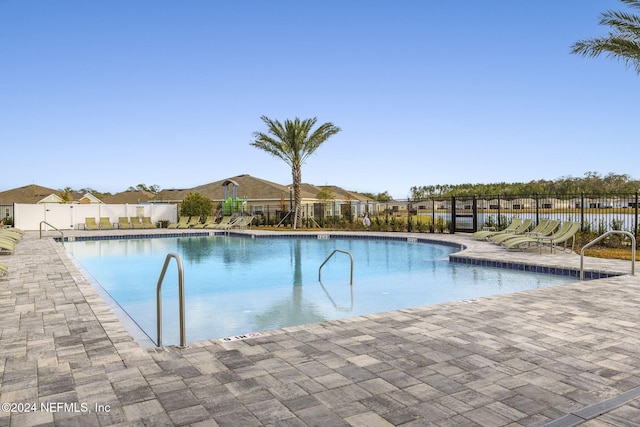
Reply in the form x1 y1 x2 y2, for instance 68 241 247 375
66 235 576 345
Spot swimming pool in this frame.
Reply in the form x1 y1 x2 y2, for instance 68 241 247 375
66 234 577 345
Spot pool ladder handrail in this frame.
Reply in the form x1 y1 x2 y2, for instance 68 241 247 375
318 249 354 285
156 253 187 348
39 221 64 243
580 231 635 280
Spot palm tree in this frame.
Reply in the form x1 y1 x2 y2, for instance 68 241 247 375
571 0 640 74
251 116 341 228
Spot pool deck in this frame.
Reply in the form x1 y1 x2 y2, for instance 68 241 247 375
1 228 639 426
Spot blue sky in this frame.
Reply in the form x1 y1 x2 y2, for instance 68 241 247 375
1 1 637 198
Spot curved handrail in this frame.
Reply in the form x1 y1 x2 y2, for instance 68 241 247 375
318 249 354 285
39 221 64 243
580 231 635 280
156 253 187 347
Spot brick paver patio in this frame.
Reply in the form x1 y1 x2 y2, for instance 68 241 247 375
1 229 639 426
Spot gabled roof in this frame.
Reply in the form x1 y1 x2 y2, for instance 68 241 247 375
0 184 61 204
77 193 103 204
0 176 377 205
301 184 374 202
161 174 320 201
102 190 155 204
154 188 192 202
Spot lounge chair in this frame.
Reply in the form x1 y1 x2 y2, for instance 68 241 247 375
168 216 189 229
0 231 21 242
0 241 14 255
228 215 254 230
489 219 559 244
0 262 7 278
503 222 581 253
1 226 23 234
183 217 201 228
142 217 156 229
501 221 573 250
130 217 145 229
206 216 233 229
99 217 114 230
118 217 132 229
192 216 215 229
0 228 22 240
477 219 532 241
471 218 523 240
85 218 100 230
0 236 17 247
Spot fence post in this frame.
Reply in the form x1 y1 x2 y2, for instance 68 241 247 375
580 192 585 232
431 198 435 233
633 191 638 237
472 195 478 232
497 194 501 228
450 196 456 234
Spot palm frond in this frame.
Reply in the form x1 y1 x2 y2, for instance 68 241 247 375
250 115 341 228
571 0 640 74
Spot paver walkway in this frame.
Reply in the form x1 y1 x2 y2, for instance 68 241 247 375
1 229 639 426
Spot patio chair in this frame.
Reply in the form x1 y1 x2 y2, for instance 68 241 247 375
471 218 522 240
85 218 100 230
489 219 559 244
118 217 132 229
1 226 23 234
168 216 189 229
183 217 202 228
477 219 532 241
501 221 573 250
0 230 21 242
130 217 145 229
228 215 254 230
0 241 14 255
206 216 233 229
504 222 580 253
0 236 17 247
142 217 156 229
99 217 114 230
192 216 215 229
0 229 22 240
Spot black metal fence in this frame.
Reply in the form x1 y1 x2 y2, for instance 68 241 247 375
431 193 640 235
243 193 640 236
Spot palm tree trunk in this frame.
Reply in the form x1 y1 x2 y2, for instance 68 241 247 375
292 165 302 229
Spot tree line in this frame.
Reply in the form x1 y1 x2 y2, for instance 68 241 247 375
410 172 640 199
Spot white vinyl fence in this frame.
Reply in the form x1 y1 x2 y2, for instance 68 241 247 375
14 203 177 231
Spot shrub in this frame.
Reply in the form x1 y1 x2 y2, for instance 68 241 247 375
180 192 214 221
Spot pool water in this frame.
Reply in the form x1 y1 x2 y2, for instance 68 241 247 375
66 235 576 345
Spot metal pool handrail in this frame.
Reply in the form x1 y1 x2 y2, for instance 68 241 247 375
39 221 64 243
156 253 187 348
580 231 635 280
318 249 354 285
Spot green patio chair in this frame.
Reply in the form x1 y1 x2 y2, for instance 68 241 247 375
168 216 189 229
118 217 132 229
85 218 100 230
142 217 156 229
504 222 580 253
471 218 522 240
99 217 114 230
490 219 558 244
